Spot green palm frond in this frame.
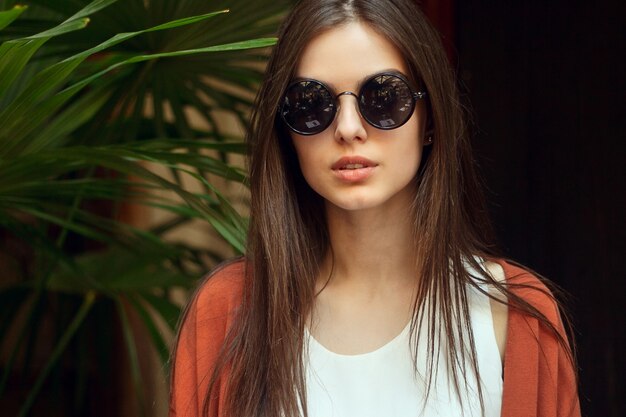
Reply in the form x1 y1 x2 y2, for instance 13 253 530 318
0 0 288 414
0 4 26 30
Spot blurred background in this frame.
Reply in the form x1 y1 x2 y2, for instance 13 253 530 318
0 0 622 416
454 2 624 416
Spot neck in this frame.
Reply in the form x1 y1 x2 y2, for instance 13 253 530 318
319 198 419 293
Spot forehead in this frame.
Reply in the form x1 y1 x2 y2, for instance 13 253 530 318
295 21 409 87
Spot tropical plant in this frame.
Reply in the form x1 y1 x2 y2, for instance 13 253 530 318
0 0 288 415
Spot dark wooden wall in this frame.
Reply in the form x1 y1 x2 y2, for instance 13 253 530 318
452 1 624 416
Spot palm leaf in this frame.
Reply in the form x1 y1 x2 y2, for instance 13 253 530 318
0 4 27 31
115 296 147 416
17 292 96 417
0 0 290 412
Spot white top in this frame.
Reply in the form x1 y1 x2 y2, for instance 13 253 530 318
303 262 503 417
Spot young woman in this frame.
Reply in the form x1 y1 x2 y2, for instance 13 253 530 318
170 1 580 416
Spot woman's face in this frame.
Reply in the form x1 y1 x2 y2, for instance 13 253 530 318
289 22 427 213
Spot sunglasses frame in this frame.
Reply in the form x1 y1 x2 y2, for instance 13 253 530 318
279 71 427 136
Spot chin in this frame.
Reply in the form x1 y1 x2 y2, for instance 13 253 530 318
322 183 417 213
325 193 385 212
330 201 377 211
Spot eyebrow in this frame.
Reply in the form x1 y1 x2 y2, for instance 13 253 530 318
292 68 407 93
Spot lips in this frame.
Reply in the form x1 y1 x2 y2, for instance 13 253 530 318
331 156 378 182
331 157 377 170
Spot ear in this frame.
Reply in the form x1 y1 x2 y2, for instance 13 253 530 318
423 128 434 146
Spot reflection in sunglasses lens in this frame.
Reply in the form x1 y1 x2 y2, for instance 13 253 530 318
281 81 335 134
360 75 414 129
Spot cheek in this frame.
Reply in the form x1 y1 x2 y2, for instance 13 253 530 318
393 120 423 170
396 143 422 181
291 138 322 185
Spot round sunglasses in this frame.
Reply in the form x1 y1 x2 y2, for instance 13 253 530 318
279 72 427 136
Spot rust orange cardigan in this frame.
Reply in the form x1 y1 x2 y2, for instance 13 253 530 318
170 258 581 417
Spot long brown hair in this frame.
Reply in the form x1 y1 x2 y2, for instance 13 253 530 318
183 1 576 416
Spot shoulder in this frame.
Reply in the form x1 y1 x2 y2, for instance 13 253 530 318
481 259 508 361
485 258 571 351
483 257 565 372
492 259 560 326
170 258 246 417
175 256 247 362
175 256 246 354
190 257 246 323
488 258 581 416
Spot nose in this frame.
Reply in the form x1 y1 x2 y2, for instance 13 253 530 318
333 93 368 143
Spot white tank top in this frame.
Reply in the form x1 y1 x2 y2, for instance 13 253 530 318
303 262 503 417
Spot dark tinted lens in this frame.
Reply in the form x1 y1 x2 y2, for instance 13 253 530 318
280 80 335 135
359 74 415 129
